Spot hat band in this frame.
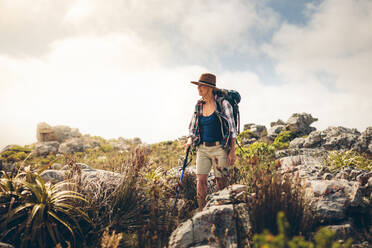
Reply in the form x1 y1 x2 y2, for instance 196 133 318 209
199 80 215 87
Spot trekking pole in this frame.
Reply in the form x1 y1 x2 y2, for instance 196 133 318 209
173 146 191 210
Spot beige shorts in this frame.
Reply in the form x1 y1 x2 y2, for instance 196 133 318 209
196 143 229 178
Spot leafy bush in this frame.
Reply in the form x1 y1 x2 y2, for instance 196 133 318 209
236 142 276 165
100 144 114 153
272 131 295 150
326 150 372 171
0 168 91 248
237 129 256 142
0 145 32 163
253 212 353 248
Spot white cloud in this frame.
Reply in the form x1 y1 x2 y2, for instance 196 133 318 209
1 0 371 151
262 0 372 129
264 0 372 94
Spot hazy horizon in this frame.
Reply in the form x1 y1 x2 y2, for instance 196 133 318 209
1 0 371 151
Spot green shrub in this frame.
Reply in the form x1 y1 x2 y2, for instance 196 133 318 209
237 142 276 164
0 145 32 163
272 131 295 150
0 169 92 248
100 144 114 153
326 150 372 172
253 212 353 248
237 129 256 142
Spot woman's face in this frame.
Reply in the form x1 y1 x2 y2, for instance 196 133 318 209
197 84 212 97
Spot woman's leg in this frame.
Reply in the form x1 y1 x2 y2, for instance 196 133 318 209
197 174 208 211
196 146 212 211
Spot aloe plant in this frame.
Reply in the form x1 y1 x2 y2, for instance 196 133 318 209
0 170 92 248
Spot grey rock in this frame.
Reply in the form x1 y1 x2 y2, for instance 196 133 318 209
322 126 360 150
61 162 91 170
36 122 57 142
303 131 323 148
234 203 252 248
109 141 130 151
352 127 372 154
40 169 66 183
268 125 285 140
34 141 60 156
285 113 318 136
250 124 267 138
270 119 285 127
275 148 328 159
169 205 237 248
53 125 82 143
325 222 354 239
169 185 250 248
58 138 84 154
243 123 255 131
50 163 64 170
82 137 100 150
305 180 365 222
280 155 324 180
289 137 306 149
168 219 194 248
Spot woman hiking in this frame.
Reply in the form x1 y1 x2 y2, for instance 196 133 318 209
185 73 237 211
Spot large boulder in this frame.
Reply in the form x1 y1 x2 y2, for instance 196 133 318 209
267 125 285 140
58 138 84 154
280 155 372 224
352 127 372 154
243 124 267 138
289 126 363 152
53 125 82 143
169 185 250 248
36 122 82 143
322 126 360 150
36 122 57 142
270 119 285 127
40 163 122 186
34 141 60 156
285 113 318 136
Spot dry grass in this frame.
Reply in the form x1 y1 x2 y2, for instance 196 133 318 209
236 152 317 238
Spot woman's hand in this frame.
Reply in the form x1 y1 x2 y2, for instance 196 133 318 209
228 138 236 166
185 137 193 152
228 149 236 166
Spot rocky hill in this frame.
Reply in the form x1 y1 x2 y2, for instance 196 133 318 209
0 113 371 248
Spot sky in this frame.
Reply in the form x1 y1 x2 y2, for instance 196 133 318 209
0 0 371 150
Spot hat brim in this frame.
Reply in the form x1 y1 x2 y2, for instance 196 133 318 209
190 81 217 88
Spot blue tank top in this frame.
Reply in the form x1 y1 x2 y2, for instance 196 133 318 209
200 111 222 142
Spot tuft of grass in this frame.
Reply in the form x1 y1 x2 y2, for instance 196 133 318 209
271 131 295 150
235 142 316 240
326 150 372 172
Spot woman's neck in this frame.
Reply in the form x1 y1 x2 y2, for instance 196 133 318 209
203 93 214 104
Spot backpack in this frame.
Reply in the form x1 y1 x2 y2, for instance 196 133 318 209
214 89 241 134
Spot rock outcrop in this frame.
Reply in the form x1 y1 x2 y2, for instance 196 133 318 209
169 154 372 247
169 185 251 248
289 126 372 154
285 113 318 136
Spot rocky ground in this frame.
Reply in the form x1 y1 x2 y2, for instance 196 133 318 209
1 113 371 248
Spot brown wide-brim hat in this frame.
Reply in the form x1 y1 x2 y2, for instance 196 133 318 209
191 73 217 88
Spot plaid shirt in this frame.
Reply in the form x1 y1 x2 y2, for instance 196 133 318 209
188 95 237 149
